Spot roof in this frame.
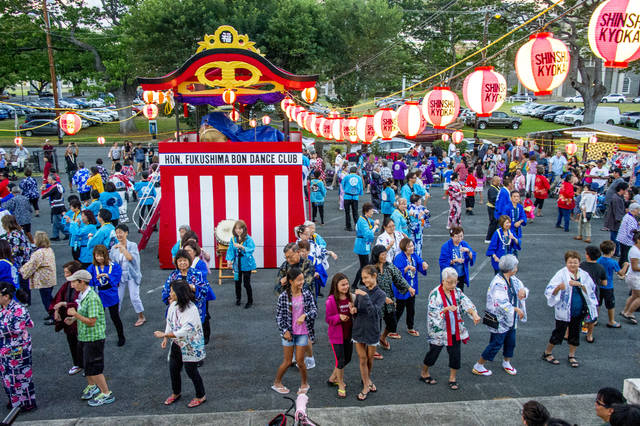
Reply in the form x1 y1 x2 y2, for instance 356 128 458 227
527 123 640 143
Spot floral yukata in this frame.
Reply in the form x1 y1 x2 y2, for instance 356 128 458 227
447 181 464 229
0 300 35 409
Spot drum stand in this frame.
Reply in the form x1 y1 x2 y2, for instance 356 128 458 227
215 243 235 286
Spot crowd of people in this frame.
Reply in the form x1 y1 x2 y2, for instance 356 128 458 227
0 137 636 425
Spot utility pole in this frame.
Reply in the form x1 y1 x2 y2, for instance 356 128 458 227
42 0 63 145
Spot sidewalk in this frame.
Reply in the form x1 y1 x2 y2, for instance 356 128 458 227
20 393 600 425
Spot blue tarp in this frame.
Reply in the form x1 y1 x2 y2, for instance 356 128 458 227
201 112 284 142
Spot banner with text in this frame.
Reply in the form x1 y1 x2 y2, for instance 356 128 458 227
159 152 302 166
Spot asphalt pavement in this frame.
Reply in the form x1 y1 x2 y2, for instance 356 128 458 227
7 147 639 424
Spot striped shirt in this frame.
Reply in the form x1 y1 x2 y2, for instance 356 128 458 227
616 213 639 246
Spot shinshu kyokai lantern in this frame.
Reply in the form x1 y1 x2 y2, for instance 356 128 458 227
396 101 424 139
321 117 334 140
515 33 571 95
142 104 159 120
373 108 398 140
314 116 325 137
441 133 450 142
228 109 240 121
296 110 307 128
14 137 22 145
222 89 236 105
280 97 294 111
463 66 507 117
588 0 640 68
342 117 358 143
566 142 578 156
357 115 377 144
97 136 106 145
59 112 83 135
304 112 316 132
262 115 271 126
301 87 318 104
332 117 344 141
451 130 464 144
422 87 460 129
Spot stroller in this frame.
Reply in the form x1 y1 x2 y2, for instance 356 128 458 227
594 194 606 218
268 394 317 426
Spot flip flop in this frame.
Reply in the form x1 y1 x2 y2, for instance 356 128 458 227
419 376 437 385
542 352 560 365
606 322 622 328
448 381 459 390
387 333 402 339
298 385 310 394
407 329 420 337
369 383 377 393
163 394 181 405
271 385 290 395
337 388 346 399
326 380 339 387
134 318 146 327
187 397 206 408
373 352 384 360
379 340 391 350
586 336 595 343
357 391 369 401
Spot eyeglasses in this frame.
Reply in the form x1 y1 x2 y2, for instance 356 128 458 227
595 399 608 408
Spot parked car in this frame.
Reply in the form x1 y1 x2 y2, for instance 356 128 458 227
601 93 626 103
564 95 583 103
633 97 640 103
413 126 457 143
465 111 521 129
25 112 57 123
376 138 415 154
523 104 550 117
530 104 560 118
620 111 640 128
508 93 537 102
375 97 403 108
0 104 16 119
557 106 621 126
544 108 580 122
19 119 59 137
536 105 573 119
510 102 538 115
0 110 9 120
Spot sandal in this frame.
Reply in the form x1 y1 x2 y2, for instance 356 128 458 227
357 391 369 401
620 312 638 325
373 352 384 360
326 380 339 387
542 353 560 365
407 329 420 337
134 318 146 327
337 388 346 399
419 376 437 385
448 381 459 390
586 336 595 344
271 384 290 395
379 339 391 350
187 397 206 408
568 356 579 368
163 394 181 405
298 385 310 394
387 332 402 339
369 383 377 393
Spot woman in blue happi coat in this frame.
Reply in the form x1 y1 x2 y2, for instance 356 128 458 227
87 244 126 346
380 179 396 221
69 210 98 266
98 182 123 225
439 226 476 292
162 250 211 344
393 237 428 336
226 220 256 308
87 209 116 254
506 191 527 251
0 240 18 289
486 215 521 274
182 240 215 343
354 203 379 269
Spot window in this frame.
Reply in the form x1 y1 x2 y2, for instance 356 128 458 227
493 112 506 118
622 77 631 94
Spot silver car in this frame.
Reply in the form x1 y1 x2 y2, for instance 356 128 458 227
376 138 415 154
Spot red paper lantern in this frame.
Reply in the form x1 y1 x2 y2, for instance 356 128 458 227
441 133 450 142
281 97 294 111
588 0 640 68
301 87 318 104
451 130 464 144
228 109 240 121
396 101 424 139
296 110 307 128
463 66 507 117
142 104 158 120
332 117 344 141
304 112 316 132
356 115 377 144
14 137 22 145
262 115 271 126
589 135 598 144
97 136 106 145
222 89 236 105
342 117 358 144
373 108 398 140
422 87 460 129
516 137 524 146
249 118 257 128
59 112 83 135
566 142 578 156
321 117 334 140
515 33 571 96
314 116 325 137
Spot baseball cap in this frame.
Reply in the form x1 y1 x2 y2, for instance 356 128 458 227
68 270 92 282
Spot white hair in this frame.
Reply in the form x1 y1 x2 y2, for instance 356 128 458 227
303 220 315 228
178 224 190 232
498 254 519 273
441 267 458 282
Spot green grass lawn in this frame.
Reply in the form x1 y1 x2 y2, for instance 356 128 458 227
0 116 193 147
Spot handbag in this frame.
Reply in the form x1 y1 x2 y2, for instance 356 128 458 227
482 311 499 329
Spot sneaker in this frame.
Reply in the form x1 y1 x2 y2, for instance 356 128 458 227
68 366 82 375
88 392 115 407
472 363 493 376
304 356 316 370
502 361 517 376
80 384 100 400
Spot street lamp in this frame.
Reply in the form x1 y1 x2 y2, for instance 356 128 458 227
482 11 502 61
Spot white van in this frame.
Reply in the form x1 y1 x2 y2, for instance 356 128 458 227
562 106 621 126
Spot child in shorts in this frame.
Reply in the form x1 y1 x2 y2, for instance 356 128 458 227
597 240 628 328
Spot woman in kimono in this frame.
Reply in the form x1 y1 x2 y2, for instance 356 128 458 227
375 217 405 265
181 241 214 344
154 280 206 408
0 282 35 412
420 267 481 390
162 250 209 342
69 210 98 266
472 255 528 377
408 194 430 256
110 224 145 327
447 172 464 230
542 250 598 368
87 244 126 347
297 223 337 299
393 238 428 338
486 216 521 274
390 198 410 237
439 226 476 292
